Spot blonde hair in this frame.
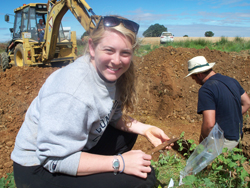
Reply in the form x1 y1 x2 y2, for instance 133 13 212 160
85 15 139 124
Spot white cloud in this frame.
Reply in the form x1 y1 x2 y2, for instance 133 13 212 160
129 7 250 37
164 24 250 37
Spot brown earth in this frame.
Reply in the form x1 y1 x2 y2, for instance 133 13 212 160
0 44 250 178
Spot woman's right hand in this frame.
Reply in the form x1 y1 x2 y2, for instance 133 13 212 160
120 150 152 179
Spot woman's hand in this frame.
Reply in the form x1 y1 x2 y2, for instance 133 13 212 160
122 150 152 179
144 126 173 149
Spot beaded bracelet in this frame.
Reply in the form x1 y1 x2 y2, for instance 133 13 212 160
118 153 125 173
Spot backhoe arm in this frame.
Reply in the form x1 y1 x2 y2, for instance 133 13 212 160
43 0 100 61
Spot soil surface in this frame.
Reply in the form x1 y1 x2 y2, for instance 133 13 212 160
0 45 250 178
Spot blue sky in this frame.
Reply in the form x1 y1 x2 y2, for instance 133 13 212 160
0 0 249 42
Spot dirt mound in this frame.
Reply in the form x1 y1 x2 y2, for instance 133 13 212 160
136 46 249 120
0 47 250 178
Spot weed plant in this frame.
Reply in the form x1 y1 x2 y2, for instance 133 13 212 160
153 131 250 188
212 36 250 52
180 147 249 188
134 44 160 57
0 172 15 188
152 152 186 187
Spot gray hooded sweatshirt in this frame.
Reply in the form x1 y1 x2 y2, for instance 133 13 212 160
11 55 122 176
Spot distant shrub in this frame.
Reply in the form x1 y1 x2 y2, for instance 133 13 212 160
205 31 214 37
234 36 244 43
217 36 229 45
183 35 188 37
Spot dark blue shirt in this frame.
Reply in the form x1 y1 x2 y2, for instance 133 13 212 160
197 74 245 140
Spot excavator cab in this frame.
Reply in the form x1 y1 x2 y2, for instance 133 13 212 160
7 3 66 43
11 4 48 42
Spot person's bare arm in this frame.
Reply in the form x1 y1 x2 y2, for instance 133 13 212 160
77 150 152 178
200 110 216 143
115 117 171 148
77 153 114 176
241 92 250 114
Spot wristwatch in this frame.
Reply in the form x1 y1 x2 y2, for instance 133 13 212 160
112 155 120 175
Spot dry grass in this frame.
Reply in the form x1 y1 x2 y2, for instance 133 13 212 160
140 37 250 45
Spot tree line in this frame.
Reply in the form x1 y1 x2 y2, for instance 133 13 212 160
81 24 214 38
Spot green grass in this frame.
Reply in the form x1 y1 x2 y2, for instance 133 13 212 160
152 152 186 187
0 172 15 188
136 37 250 57
134 44 160 57
212 36 250 52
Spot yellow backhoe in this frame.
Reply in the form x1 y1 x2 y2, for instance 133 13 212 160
0 0 100 71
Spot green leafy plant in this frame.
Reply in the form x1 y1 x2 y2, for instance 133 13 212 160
177 131 197 158
151 151 185 187
211 148 248 187
181 148 249 187
0 172 16 188
153 132 249 188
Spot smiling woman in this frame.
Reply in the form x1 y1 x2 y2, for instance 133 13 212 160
11 15 173 188
88 30 133 82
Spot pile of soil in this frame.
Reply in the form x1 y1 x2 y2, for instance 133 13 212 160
0 46 250 178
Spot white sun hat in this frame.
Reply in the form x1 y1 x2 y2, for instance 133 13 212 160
185 56 216 78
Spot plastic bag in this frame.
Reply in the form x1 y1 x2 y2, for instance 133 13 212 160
180 123 224 177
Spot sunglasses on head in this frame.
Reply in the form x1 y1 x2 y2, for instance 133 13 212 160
97 16 139 34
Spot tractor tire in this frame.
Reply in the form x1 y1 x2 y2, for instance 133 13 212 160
0 52 9 72
14 43 25 67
